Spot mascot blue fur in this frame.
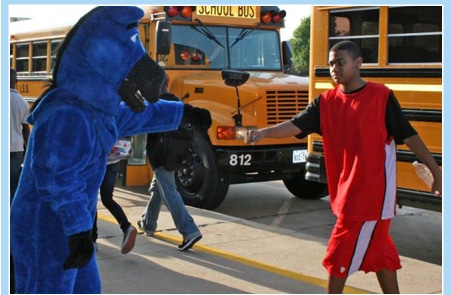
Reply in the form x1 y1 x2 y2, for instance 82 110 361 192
10 6 211 294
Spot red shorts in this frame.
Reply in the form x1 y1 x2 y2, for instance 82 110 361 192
322 218 402 278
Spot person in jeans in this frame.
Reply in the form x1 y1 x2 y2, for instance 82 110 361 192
93 141 137 254
139 167 202 251
138 89 211 251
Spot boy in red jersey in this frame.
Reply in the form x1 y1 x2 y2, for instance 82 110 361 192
247 40 442 293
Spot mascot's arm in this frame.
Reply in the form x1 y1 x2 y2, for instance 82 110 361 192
32 105 96 236
115 100 184 137
115 100 212 137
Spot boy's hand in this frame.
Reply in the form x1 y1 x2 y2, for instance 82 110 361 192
247 130 263 144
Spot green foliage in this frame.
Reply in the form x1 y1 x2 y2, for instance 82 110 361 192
290 16 310 75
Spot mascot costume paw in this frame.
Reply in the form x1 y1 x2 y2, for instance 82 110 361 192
10 6 210 294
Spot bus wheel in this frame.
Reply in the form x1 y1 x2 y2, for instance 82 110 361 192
175 131 230 210
283 167 328 199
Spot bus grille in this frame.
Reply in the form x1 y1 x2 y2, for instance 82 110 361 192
266 90 309 125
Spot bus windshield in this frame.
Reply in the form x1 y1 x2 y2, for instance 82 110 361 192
169 24 282 70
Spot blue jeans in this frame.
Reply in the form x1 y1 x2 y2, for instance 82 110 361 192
141 167 200 240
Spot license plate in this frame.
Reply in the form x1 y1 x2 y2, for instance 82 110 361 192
293 150 307 163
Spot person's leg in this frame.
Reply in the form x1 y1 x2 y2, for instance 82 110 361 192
100 162 130 232
327 275 347 294
153 167 200 239
361 219 401 294
10 152 23 203
100 162 136 254
10 255 15 294
376 268 400 293
323 218 364 294
139 174 162 235
10 152 23 294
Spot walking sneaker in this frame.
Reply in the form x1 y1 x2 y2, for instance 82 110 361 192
136 220 155 237
121 225 137 254
178 233 202 251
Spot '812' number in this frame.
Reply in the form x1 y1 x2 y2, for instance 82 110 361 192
229 154 252 166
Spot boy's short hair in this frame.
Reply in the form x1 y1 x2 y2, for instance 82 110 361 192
330 41 362 59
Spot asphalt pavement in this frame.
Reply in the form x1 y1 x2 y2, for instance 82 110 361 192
95 185 443 294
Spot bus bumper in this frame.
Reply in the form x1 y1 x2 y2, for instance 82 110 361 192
215 144 307 180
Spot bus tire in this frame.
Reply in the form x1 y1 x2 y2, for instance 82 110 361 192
175 131 230 210
283 166 328 199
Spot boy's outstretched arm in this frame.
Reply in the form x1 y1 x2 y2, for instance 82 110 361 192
248 121 302 143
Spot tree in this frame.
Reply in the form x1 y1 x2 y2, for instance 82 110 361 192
290 16 310 75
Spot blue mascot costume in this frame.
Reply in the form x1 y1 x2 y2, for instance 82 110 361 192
10 6 211 294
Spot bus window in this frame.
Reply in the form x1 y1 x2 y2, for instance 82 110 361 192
387 6 442 63
329 7 380 64
169 25 227 69
168 24 282 71
32 41 47 73
15 43 29 72
229 28 281 70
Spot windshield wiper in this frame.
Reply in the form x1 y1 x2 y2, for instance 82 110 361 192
230 23 261 48
191 19 224 48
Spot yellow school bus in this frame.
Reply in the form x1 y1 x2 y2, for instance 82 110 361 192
10 6 327 209
306 6 442 211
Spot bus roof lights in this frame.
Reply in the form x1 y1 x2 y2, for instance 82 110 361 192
261 12 272 24
260 7 286 25
272 10 286 24
180 6 194 18
167 6 179 17
165 6 196 20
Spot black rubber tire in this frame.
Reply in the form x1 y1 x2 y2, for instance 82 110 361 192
175 131 230 210
283 166 328 199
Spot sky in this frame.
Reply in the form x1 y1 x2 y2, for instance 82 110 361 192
8 5 311 41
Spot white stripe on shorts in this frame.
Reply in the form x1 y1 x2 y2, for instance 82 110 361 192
348 220 377 275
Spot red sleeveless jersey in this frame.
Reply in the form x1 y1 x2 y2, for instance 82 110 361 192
320 82 396 220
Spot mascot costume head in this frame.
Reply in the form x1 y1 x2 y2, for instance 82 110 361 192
39 6 165 113
10 6 208 293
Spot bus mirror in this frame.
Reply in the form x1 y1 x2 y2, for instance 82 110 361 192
156 21 172 55
221 70 249 87
282 41 293 73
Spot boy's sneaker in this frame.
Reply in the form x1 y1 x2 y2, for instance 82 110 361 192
178 234 202 251
137 220 155 237
121 225 137 254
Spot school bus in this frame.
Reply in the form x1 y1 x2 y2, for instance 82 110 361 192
10 6 327 209
305 6 442 211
